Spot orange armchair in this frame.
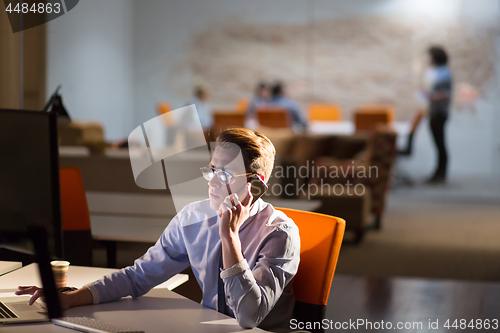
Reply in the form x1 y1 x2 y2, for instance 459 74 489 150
276 208 345 332
256 108 291 128
212 111 245 129
308 103 343 121
236 99 249 114
353 104 395 131
59 167 92 266
156 102 174 127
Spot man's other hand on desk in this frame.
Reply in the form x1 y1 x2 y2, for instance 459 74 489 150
15 286 93 309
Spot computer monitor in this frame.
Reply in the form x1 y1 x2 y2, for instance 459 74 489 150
0 109 63 259
0 108 63 319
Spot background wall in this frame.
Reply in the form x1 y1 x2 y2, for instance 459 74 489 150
0 14 45 110
46 0 500 179
47 0 134 141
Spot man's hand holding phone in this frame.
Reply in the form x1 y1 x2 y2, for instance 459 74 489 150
218 175 268 269
219 182 253 240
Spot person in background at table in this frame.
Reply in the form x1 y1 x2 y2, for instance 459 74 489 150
269 82 308 130
423 46 452 184
16 128 300 332
181 83 213 131
246 81 271 117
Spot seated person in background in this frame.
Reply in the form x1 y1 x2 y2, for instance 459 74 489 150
246 81 271 117
181 83 213 131
17 128 301 332
268 82 308 130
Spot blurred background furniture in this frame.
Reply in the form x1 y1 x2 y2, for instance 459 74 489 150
58 121 105 147
156 102 175 126
59 166 93 266
276 208 345 333
301 134 373 242
308 103 343 121
256 108 291 128
398 110 425 156
364 127 398 229
157 102 172 115
354 104 395 132
393 109 426 186
212 110 245 133
236 99 249 113
267 127 397 243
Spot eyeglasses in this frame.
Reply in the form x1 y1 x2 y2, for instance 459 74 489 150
200 165 254 185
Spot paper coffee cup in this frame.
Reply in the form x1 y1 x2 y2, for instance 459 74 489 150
51 261 70 288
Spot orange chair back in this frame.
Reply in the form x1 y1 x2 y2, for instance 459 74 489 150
213 111 246 129
357 104 395 121
276 208 345 306
157 102 171 115
354 104 395 131
236 99 249 114
156 102 174 127
256 108 291 128
59 167 91 231
308 104 342 121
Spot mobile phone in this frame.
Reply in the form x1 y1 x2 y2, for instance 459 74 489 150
227 175 268 207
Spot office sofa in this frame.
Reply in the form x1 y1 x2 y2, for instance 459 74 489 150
263 127 397 243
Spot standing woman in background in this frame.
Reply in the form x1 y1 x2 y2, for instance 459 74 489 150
424 46 452 184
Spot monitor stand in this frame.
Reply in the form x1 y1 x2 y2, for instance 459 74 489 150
29 227 62 319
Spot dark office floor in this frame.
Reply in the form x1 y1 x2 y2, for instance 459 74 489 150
336 175 500 281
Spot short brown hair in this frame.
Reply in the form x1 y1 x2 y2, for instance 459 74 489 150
215 128 276 182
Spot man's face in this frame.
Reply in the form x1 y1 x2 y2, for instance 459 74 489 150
207 147 248 211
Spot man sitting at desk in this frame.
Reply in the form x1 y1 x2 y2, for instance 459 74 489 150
17 128 300 331
269 82 308 130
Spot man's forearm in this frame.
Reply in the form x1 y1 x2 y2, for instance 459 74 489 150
221 234 244 269
66 287 93 307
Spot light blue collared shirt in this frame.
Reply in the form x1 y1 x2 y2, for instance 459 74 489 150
85 199 300 330
269 96 308 129
424 65 453 118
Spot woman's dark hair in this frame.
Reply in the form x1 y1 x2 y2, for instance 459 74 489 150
271 82 283 97
428 46 448 66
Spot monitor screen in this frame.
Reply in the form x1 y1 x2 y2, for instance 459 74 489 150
0 109 63 259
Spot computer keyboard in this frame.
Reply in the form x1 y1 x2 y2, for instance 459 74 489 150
0 301 18 319
52 317 145 333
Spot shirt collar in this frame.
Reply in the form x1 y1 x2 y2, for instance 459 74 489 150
238 198 264 232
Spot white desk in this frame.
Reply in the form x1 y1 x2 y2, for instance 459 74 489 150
0 264 187 293
0 266 265 333
308 121 355 135
0 261 21 276
308 120 410 136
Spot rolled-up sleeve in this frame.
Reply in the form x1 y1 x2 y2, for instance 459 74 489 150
222 226 300 328
84 210 190 304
